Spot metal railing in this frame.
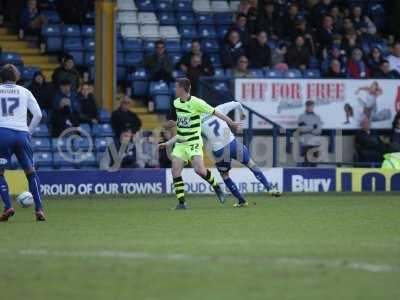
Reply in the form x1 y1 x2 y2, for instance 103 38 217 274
241 104 281 167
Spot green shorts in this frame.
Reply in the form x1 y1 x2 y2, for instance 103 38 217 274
172 143 203 162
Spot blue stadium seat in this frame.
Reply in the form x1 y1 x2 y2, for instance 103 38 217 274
213 13 233 25
150 81 170 95
179 26 198 39
214 68 227 79
41 25 61 37
117 67 126 82
303 69 321 78
158 12 176 25
196 14 214 25
153 94 172 111
31 138 52 151
250 69 264 77
209 54 221 67
175 0 192 11
144 40 156 53
165 40 181 53
181 39 193 52
117 52 125 66
86 11 95 21
95 137 110 151
98 108 111 123
172 70 185 78
309 56 320 69
62 25 81 37
93 124 114 137
53 152 75 168
79 123 92 134
117 38 124 52
155 0 174 11
63 37 83 51
40 10 60 23
170 52 182 65
1 52 22 65
125 51 143 66
123 39 143 51
77 152 97 167
33 124 50 137
284 69 302 78
46 37 62 52
216 26 229 40
52 138 69 152
131 68 149 97
83 38 95 51
34 152 53 168
177 13 194 25
74 137 91 151
82 25 95 37
264 70 283 78
198 26 216 39
84 52 95 66
214 81 229 92
68 51 84 65
201 39 219 53
21 67 41 81
136 0 155 11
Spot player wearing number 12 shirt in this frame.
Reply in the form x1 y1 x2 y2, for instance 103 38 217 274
0 64 46 221
165 78 241 209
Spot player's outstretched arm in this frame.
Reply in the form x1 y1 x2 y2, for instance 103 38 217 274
214 110 241 132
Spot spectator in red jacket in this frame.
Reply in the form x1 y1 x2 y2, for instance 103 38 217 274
346 48 370 79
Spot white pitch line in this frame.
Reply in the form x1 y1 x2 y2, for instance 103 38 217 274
1 249 399 273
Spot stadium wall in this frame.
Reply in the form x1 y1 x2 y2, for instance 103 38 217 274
6 168 400 196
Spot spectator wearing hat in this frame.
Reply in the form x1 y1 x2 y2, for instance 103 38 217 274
297 100 323 167
52 54 81 91
247 30 271 69
321 44 346 74
27 71 55 109
111 97 142 139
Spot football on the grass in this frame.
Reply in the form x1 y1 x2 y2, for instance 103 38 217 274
16 192 34 208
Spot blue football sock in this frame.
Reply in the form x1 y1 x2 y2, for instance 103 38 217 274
0 175 12 209
223 177 245 204
249 166 270 191
27 173 42 211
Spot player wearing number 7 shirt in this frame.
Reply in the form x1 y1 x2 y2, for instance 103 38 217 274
0 64 46 221
162 101 280 207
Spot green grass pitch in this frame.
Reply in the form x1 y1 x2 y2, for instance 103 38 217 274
0 193 399 300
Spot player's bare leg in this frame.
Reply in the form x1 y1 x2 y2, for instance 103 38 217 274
171 156 186 209
192 155 225 203
0 169 15 221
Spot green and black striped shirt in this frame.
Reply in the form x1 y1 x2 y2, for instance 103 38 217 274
168 96 215 145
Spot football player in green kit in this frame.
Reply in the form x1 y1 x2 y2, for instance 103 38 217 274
167 78 241 209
